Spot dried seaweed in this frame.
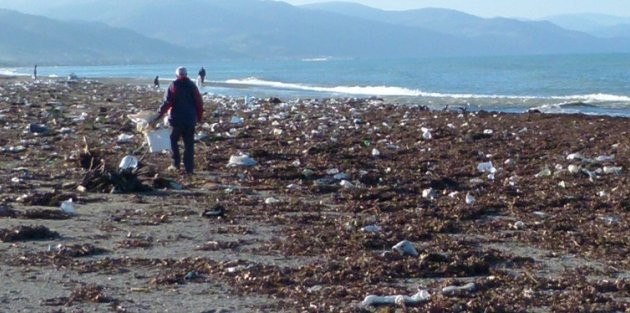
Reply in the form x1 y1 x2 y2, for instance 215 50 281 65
43 284 116 306
0 225 59 242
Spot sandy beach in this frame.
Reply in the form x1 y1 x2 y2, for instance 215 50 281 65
0 76 628 312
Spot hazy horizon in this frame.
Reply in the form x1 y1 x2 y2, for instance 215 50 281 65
282 0 630 19
0 0 629 19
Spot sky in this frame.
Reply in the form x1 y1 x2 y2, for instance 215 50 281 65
282 0 630 18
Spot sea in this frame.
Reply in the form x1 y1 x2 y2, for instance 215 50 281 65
2 53 630 116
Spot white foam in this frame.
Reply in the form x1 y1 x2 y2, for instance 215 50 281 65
552 93 630 103
225 77 430 96
0 68 26 76
223 78 630 103
301 57 331 62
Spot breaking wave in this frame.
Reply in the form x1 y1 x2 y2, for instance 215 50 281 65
223 77 630 103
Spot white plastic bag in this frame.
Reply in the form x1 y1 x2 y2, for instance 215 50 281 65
227 154 257 167
361 289 430 307
117 133 134 143
392 240 419 257
119 155 139 171
145 128 172 153
60 199 75 214
128 111 158 132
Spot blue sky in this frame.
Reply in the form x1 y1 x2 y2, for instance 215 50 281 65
283 0 630 18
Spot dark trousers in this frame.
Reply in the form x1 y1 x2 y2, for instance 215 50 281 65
170 125 195 174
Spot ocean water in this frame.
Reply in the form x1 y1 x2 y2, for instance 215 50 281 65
3 54 630 116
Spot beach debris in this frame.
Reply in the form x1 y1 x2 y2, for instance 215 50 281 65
422 188 437 200
568 164 580 174
118 155 139 172
0 145 26 153
0 225 59 242
599 216 619 225
558 181 567 188
81 164 151 194
302 168 315 178
477 161 496 174
264 197 281 205
567 152 615 164
533 211 547 218
54 243 108 258
60 198 75 215
603 166 622 175
151 175 183 190
145 128 172 153
442 282 476 296
567 152 583 161
340 180 354 189
371 148 381 157
44 284 116 306
18 208 73 220
360 225 382 233
116 133 134 143
195 240 242 251
272 128 283 136
392 240 419 257
581 168 597 182
595 155 615 163
465 192 475 205
0 206 17 218
184 271 199 280
1 78 630 312
512 221 526 230
361 289 430 307
201 204 225 218
421 127 432 140
128 110 159 131
28 123 49 134
535 165 551 178
230 115 244 126
227 154 257 167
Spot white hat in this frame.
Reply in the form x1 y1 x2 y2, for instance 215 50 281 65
175 66 187 77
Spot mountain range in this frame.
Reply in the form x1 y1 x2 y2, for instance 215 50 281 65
545 13 630 38
0 0 629 66
0 9 203 66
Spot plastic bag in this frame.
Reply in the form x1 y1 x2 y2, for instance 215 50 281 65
145 128 172 153
128 111 159 132
60 199 75 214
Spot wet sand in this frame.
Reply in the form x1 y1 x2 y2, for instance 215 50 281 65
0 76 628 312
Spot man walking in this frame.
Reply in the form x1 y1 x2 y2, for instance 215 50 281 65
198 67 206 85
155 67 204 175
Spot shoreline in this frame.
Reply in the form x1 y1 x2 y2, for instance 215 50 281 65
1 75 629 312
4 72 630 117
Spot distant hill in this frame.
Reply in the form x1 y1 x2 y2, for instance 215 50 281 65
301 2 630 53
1 0 630 66
0 9 201 66
546 13 630 38
0 0 476 59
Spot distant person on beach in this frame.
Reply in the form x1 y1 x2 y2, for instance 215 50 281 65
154 75 160 88
198 67 206 85
33 64 37 80
153 67 204 175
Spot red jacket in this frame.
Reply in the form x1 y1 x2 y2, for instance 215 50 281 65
158 77 203 127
